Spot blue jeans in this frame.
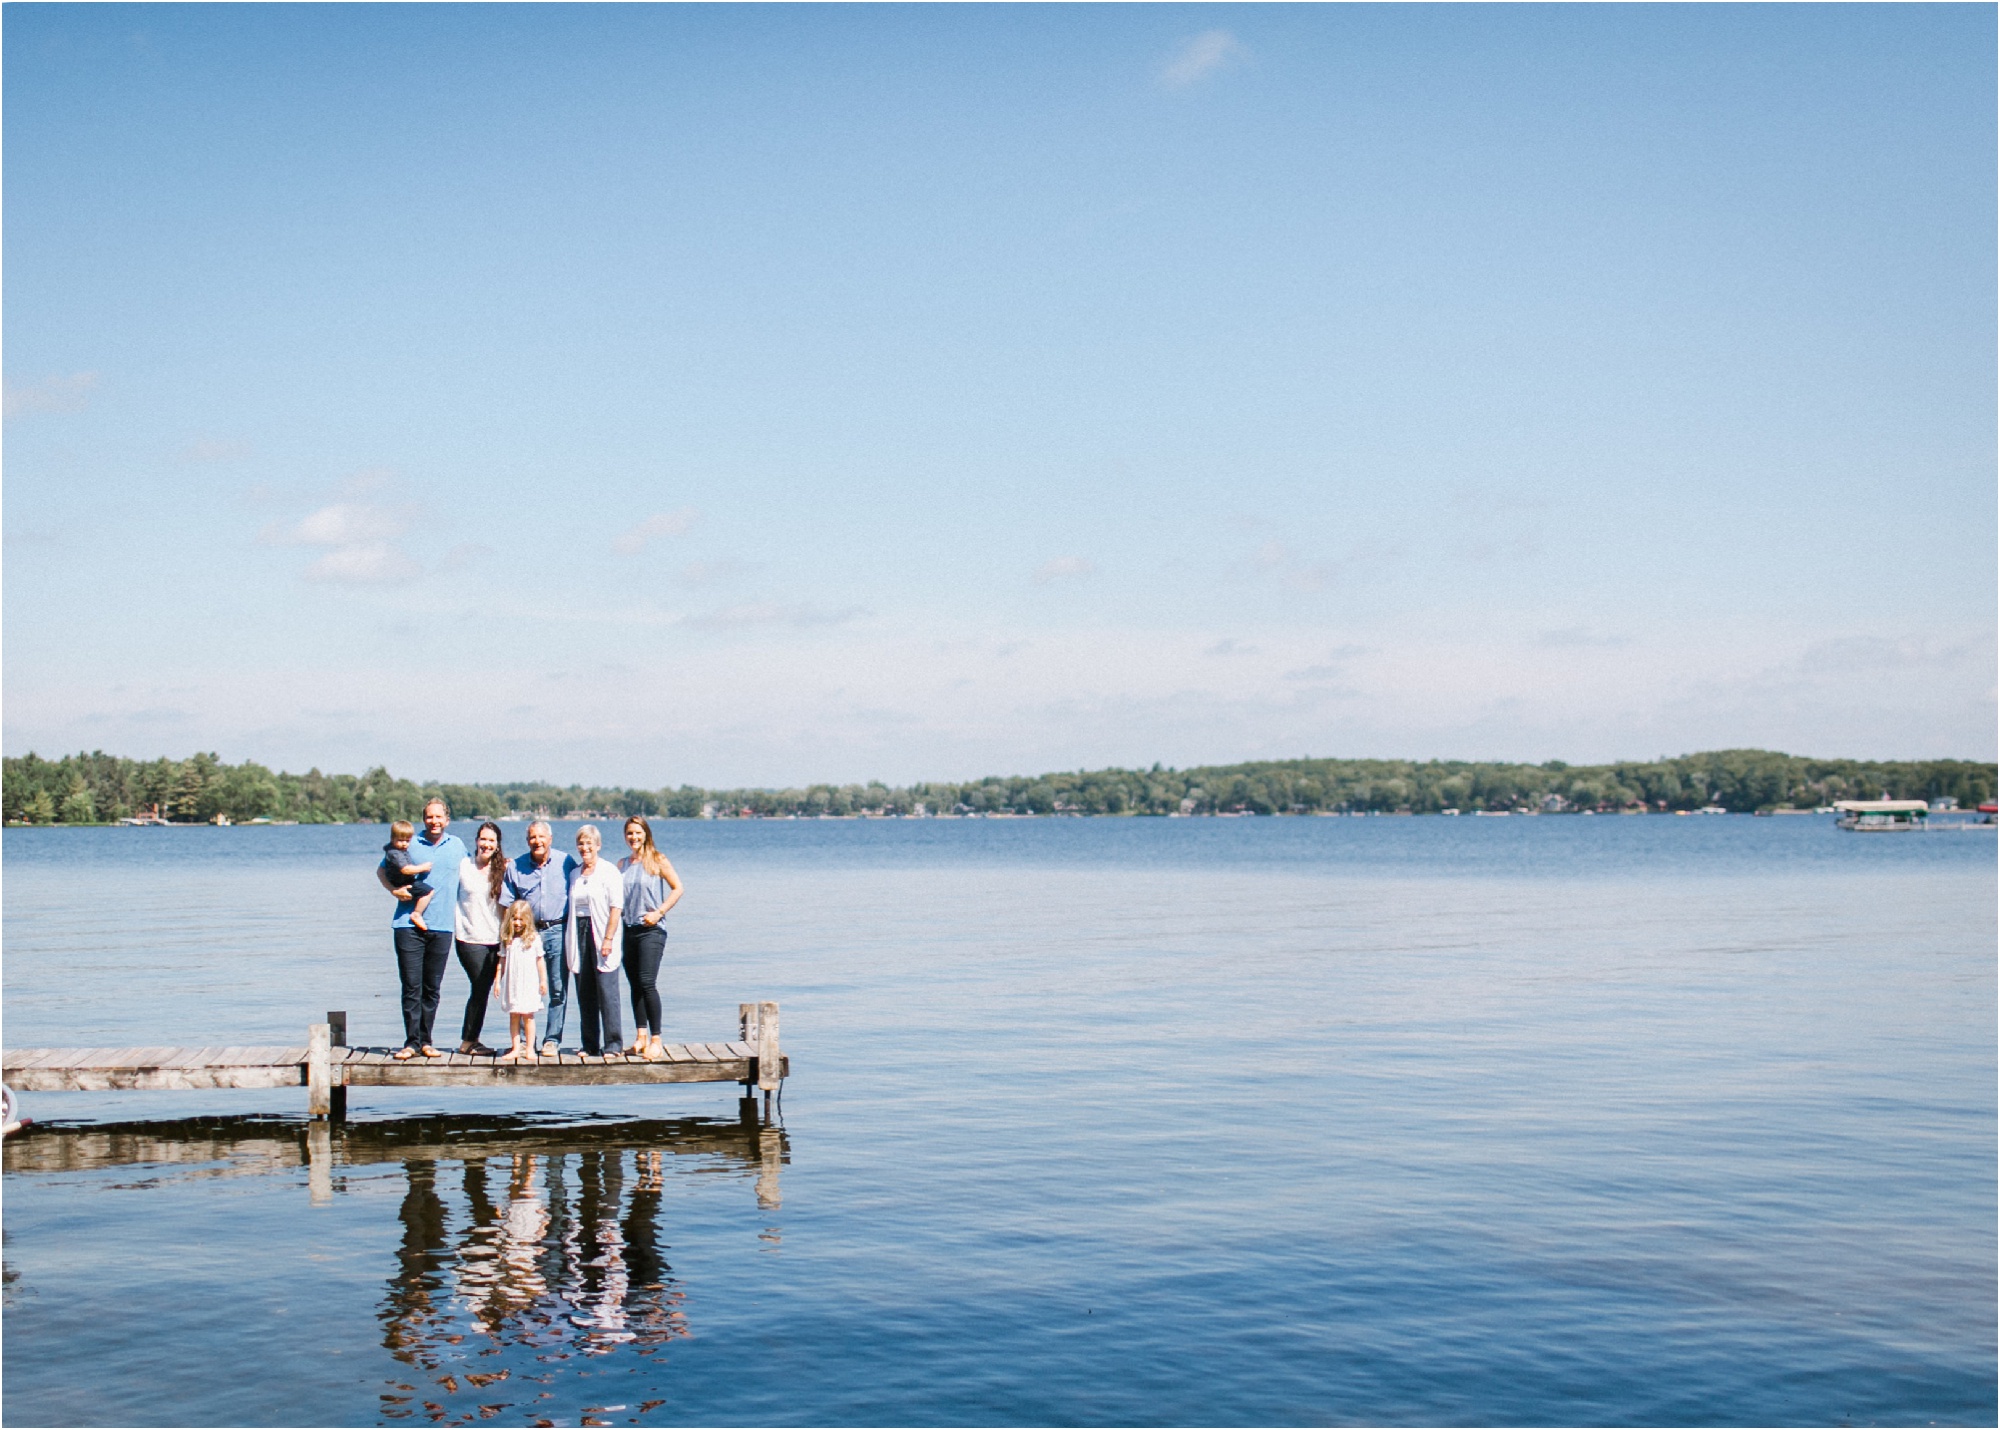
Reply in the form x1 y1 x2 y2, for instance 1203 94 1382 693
538 924 569 1046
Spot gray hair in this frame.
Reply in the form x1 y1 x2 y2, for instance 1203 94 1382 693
528 820 553 838
576 823 602 845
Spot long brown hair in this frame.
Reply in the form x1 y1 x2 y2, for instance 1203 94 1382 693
624 816 673 879
475 821 507 901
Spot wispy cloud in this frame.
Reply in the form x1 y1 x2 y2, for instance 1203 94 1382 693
267 502 404 548
261 478 419 586
1034 555 1097 585
1285 644 1373 682
1250 539 1338 593
1160 30 1247 89
3 524 65 549
4 371 98 420
1537 626 1632 649
1206 638 1258 657
614 508 700 556
1451 486 1549 563
180 438 252 463
682 601 866 632
1798 634 1973 674
441 542 496 573
679 558 749 587
302 542 421 585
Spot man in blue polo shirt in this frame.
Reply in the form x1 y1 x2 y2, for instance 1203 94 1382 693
379 797 466 1058
500 820 578 1056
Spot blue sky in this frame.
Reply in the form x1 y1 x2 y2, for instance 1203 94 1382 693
5 4 1993 786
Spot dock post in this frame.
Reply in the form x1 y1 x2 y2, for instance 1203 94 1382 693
756 1000 781 1094
307 1022 332 1118
740 1003 759 1089
327 1011 347 1123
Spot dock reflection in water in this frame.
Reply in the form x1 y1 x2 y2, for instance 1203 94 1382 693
4 1105 787 1425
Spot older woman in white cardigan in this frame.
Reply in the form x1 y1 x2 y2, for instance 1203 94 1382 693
565 825 627 1057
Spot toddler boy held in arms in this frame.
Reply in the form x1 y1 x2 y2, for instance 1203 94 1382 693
380 820 436 931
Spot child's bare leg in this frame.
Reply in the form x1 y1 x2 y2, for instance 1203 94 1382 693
522 1014 537 1056
410 890 432 932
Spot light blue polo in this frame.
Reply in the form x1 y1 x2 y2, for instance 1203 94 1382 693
390 829 467 931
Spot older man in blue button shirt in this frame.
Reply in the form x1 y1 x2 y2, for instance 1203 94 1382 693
500 820 578 1055
379 797 466 1058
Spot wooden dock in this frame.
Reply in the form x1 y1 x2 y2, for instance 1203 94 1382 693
2 1001 787 1121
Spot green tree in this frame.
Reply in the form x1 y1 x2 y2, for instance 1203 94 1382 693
58 776 97 824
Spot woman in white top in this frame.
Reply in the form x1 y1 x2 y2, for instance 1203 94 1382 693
453 822 507 1055
565 825 627 1057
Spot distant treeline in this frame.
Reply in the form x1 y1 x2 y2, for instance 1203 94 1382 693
3 748 1994 825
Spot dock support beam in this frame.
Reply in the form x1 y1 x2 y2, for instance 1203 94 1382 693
307 1022 332 1118
327 1011 347 1122
757 1001 781 1093
741 1001 784 1106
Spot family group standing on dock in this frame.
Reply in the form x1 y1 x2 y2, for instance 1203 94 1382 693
378 801 684 1064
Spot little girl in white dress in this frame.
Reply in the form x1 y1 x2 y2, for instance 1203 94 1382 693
497 900 550 1060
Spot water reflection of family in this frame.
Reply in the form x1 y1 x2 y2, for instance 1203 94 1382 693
377 802 683 1061
383 1147 688 1388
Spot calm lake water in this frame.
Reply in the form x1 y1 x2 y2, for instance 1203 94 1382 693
3 816 1994 1426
